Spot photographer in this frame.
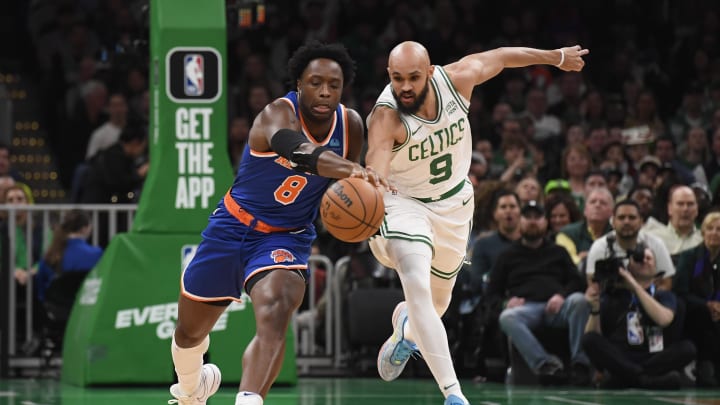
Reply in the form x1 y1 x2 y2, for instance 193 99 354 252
586 200 675 290
582 247 696 389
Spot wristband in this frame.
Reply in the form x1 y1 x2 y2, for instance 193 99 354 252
590 310 600 315
556 49 565 67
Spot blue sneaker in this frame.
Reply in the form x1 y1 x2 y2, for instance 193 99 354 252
377 302 419 381
444 394 469 405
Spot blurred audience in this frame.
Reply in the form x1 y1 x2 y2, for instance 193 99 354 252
674 212 720 387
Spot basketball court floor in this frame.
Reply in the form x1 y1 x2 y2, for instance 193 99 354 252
2 377 720 405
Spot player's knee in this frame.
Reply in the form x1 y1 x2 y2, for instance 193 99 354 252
174 324 208 347
433 295 451 316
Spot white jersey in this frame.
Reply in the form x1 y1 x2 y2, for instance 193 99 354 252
369 66 472 201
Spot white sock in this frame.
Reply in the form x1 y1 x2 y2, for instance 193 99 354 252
171 335 210 396
388 240 463 399
439 380 468 403
235 391 263 405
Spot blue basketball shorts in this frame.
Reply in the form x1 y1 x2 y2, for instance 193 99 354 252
181 203 315 303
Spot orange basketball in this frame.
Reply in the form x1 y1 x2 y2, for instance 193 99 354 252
320 177 385 243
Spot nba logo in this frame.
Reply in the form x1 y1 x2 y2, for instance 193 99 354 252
181 244 198 272
168 48 220 102
184 54 204 96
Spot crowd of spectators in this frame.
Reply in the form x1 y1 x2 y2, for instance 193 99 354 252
4 0 720 388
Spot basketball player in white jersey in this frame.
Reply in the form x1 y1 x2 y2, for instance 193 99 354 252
366 41 588 405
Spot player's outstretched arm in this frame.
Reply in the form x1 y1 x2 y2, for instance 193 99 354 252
365 105 405 180
315 108 391 190
446 45 589 99
250 99 389 188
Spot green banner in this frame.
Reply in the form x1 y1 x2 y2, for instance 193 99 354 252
61 233 297 385
61 0 298 386
133 0 233 233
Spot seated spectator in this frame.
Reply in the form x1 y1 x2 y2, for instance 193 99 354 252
515 176 542 206
78 124 148 204
465 189 522 379
654 135 697 186
0 175 16 222
674 211 720 387
469 190 521 297
582 247 695 389
0 184 44 347
560 144 592 207
544 193 582 239
35 210 103 303
487 200 591 385
644 185 703 256
0 141 23 181
582 169 609 209
628 185 658 224
691 182 712 225
543 178 572 200
85 93 128 161
556 187 614 268
586 200 675 291
635 155 663 191
676 126 710 187
469 151 488 184
1 185 44 285
498 135 535 184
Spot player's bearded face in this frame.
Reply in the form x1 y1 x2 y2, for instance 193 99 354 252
392 78 430 115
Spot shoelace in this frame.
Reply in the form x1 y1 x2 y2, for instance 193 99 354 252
168 395 195 404
390 340 420 364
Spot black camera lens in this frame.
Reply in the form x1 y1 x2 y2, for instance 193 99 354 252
629 243 646 262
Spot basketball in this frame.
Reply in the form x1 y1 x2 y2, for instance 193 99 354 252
320 177 385 243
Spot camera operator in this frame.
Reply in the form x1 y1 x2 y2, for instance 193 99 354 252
582 247 696 389
586 200 675 291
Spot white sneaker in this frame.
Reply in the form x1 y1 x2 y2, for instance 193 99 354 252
377 301 419 381
168 363 222 405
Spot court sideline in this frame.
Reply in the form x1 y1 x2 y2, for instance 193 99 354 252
1 377 719 405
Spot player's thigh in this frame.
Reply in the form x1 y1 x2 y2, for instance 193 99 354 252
242 228 315 293
182 236 246 302
380 195 434 247
430 210 472 278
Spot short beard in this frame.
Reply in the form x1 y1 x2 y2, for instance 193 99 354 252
391 79 430 115
521 230 544 244
616 229 639 243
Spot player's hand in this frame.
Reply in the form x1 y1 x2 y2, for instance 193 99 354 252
366 165 395 192
349 164 395 192
556 45 589 72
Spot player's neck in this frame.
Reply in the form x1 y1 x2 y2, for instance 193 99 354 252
299 113 333 143
415 83 438 121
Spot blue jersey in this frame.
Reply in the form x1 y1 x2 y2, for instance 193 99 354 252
230 91 350 229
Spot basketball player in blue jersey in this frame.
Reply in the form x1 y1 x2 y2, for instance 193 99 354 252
365 42 589 405
168 41 388 405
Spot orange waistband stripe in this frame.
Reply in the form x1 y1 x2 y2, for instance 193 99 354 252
223 191 295 233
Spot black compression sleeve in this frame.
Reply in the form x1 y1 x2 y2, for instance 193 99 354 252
270 128 307 159
270 128 330 175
